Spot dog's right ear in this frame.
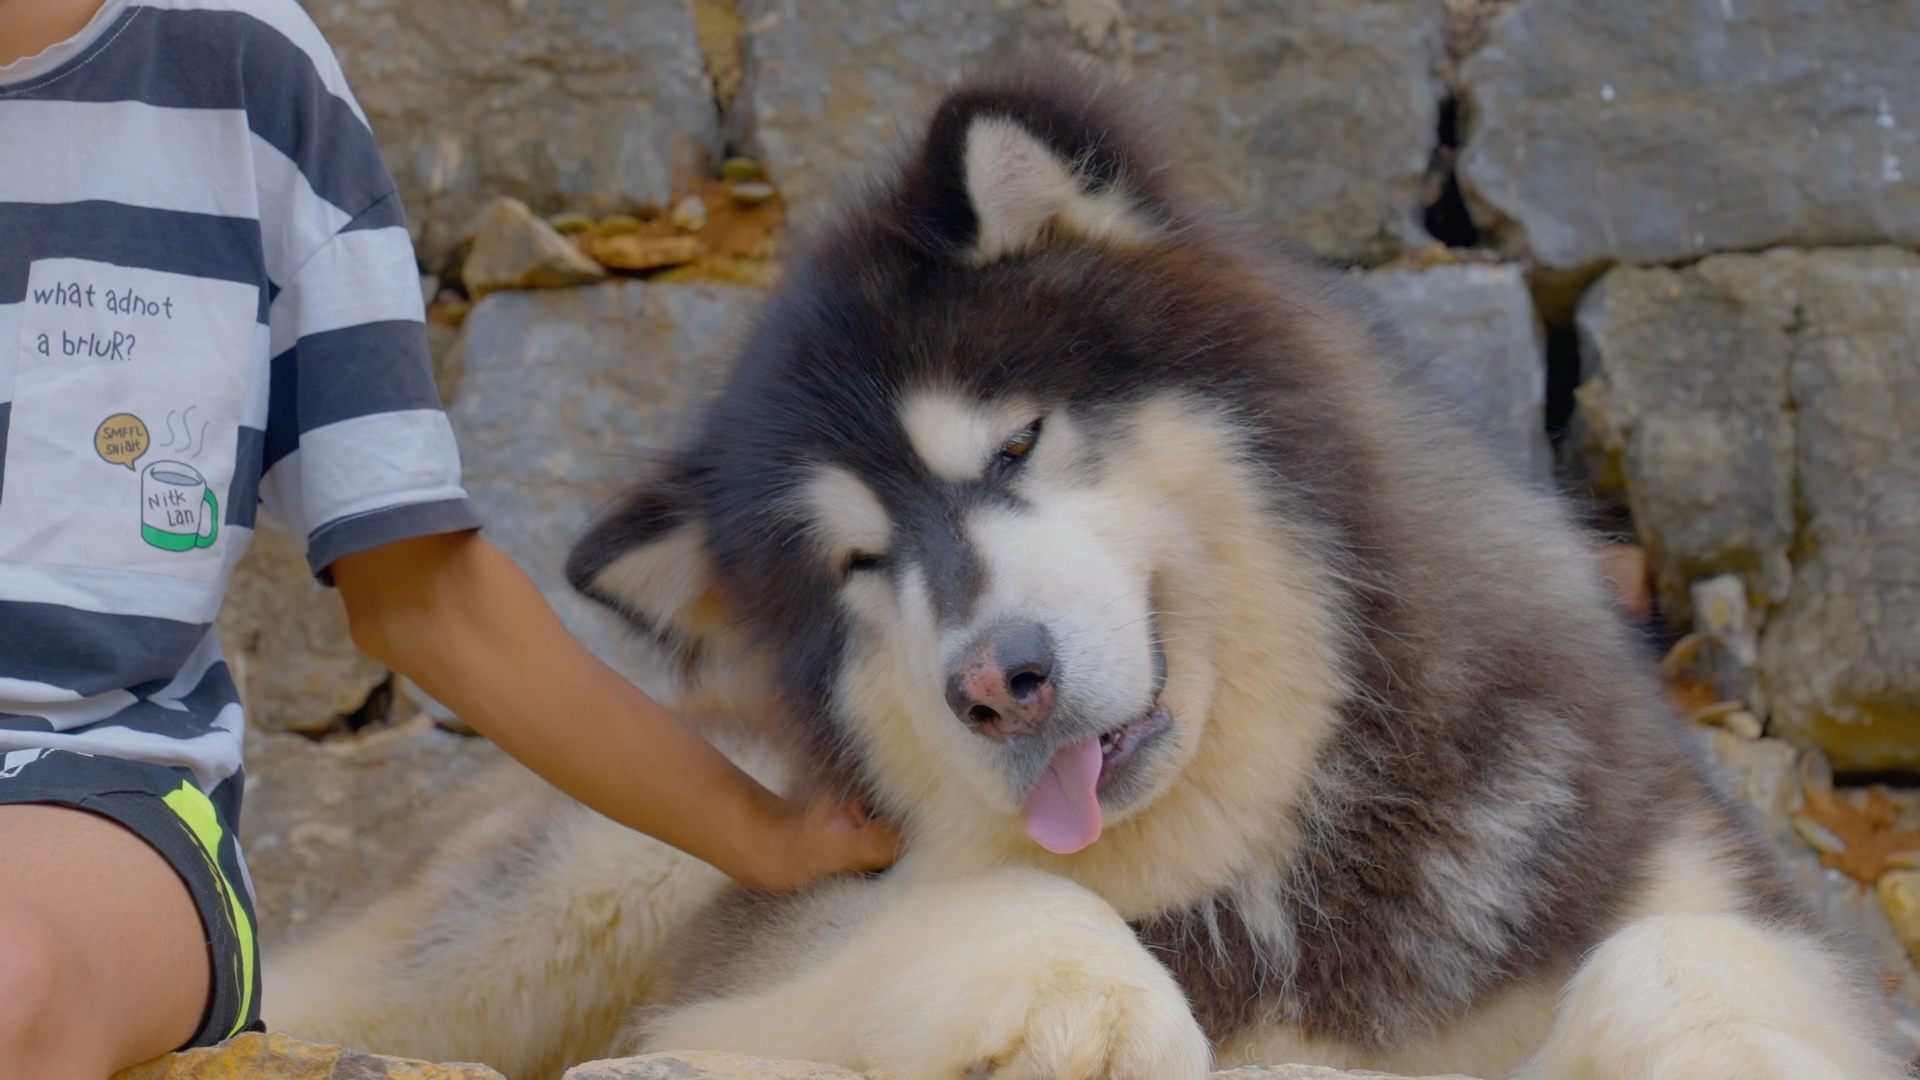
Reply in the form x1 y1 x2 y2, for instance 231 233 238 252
566 465 732 651
901 70 1174 264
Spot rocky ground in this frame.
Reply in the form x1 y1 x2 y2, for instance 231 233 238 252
173 0 1920 1077
116 1037 1480 1080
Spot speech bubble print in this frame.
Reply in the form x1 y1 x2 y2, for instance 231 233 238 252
95 413 150 470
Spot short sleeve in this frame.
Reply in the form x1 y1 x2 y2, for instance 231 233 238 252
241 3 480 579
256 199 480 581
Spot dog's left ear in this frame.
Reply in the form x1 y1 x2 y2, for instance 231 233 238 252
905 75 1173 264
568 464 792 740
567 463 733 653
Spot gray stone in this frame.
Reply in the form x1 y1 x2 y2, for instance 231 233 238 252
1458 0 1920 270
218 517 388 735
447 280 762 687
1213 1060 1466 1068
563 1054 1471 1079
732 0 1443 263
1574 256 1804 624
1758 253 1920 771
241 716 505 943
1363 264 1551 484
299 0 721 268
565 1055 864 1080
1577 248 1920 769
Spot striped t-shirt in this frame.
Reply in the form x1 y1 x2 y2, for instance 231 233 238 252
0 0 479 810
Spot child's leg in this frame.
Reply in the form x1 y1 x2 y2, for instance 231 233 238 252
0 804 212 1080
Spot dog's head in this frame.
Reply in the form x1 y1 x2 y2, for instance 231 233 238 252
569 72 1354 893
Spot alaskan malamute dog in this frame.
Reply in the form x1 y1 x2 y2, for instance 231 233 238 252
268 73 1905 1080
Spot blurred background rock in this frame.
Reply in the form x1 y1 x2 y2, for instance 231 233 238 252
211 0 1918 1072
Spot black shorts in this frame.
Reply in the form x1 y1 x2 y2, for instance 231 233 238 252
0 748 261 1049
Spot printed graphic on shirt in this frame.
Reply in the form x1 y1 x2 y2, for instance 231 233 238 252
89 413 219 551
0 259 256 582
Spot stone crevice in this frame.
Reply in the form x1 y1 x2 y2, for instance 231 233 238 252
1420 94 1482 250
687 0 747 154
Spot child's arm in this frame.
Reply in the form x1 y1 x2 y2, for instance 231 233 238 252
330 528 900 892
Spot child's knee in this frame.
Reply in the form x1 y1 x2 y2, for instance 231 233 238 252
0 907 88 1069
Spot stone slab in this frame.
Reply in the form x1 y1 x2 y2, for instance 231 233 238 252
564 1052 1473 1079
446 280 762 689
732 0 1443 264
116 1032 502 1080
300 0 721 268
218 517 388 735
1364 263 1551 484
1459 0 1920 269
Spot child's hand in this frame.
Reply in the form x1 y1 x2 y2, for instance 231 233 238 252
732 790 903 893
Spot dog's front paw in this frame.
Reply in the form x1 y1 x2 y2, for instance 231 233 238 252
961 945 1211 1080
866 872 1210 1080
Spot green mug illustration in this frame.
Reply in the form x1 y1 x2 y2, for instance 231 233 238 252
141 460 219 551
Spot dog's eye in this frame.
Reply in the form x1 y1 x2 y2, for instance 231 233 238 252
843 551 888 576
998 420 1042 466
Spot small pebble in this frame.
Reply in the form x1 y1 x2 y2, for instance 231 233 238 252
730 181 776 205
596 214 643 236
1722 710 1763 739
670 195 708 233
1792 815 1849 855
547 211 595 234
1800 747 1836 799
1687 699 1744 726
721 156 763 182
591 233 706 272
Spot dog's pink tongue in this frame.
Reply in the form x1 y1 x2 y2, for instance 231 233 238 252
1023 737 1104 854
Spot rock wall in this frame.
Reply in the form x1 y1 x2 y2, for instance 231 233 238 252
1578 249 1920 771
1459 0 1920 269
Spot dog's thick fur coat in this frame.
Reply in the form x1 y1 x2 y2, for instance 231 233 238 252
266 73 1907 1080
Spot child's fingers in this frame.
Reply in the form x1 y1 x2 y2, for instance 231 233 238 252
849 816 903 870
811 793 902 870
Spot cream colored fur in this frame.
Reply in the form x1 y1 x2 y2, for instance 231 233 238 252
1522 911 1903 1079
638 866 1209 1080
831 394 1347 917
898 390 1040 484
963 117 1158 264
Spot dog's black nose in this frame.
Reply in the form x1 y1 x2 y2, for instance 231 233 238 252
946 622 1057 739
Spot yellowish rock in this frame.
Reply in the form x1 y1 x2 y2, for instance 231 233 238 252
721 155 762 182
652 256 782 288
547 211 596 234
461 196 607 299
595 213 644 236
591 233 707 272
116 1032 503 1080
1880 870 1920 965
